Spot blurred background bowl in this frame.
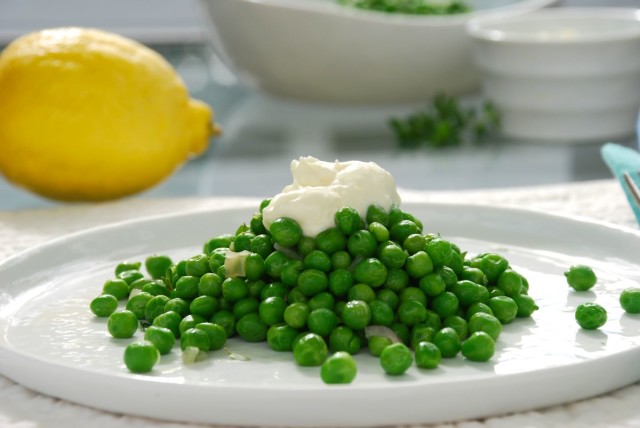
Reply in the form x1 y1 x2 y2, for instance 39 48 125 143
201 0 558 105
468 7 640 142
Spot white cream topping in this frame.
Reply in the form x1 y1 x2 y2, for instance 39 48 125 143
262 156 401 237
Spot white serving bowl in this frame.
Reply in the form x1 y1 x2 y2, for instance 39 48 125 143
468 8 640 142
201 0 558 104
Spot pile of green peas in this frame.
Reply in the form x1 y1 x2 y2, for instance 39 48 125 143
90 200 540 382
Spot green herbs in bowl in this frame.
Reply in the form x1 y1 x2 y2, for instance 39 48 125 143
337 0 470 15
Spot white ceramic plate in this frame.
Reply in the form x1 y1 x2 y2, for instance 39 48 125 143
1 200 640 427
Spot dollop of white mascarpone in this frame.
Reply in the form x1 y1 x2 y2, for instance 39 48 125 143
262 156 401 237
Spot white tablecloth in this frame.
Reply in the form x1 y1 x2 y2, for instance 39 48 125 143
1 179 639 428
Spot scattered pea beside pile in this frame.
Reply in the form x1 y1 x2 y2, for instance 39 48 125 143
91 201 540 383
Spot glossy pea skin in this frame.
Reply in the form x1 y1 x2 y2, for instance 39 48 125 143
380 343 413 375
330 251 352 270
222 277 249 302
245 253 265 281
620 288 640 314
294 333 329 366
236 313 268 342
433 327 461 358
402 234 426 255
102 279 130 301
152 310 182 338
211 310 236 338
512 294 539 318
461 267 488 287
405 251 434 279
397 300 427 326
425 238 454 268
341 300 372 330
181 327 211 351
204 234 234 253
414 341 441 369
565 265 597 291
304 250 332 272
478 253 509 283
198 273 222 297
384 268 409 293
179 314 206 336
250 212 268 235
369 299 395 327
348 283 376 303
315 228 346 255
461 331 495 362
264 251 289 279
410 325 435 349
452 280 490 307
376 289 400 311
575 303 607 330
487 296 518 324
185 254 210 277
430 291 460 319
328 269 353 297
366 204 390 227
378 241 408 269
367 336 391 357
297 236 317 257
497 269 524 296
280 260 303 287
195 322 227 350
419 273 446 297
233 232 255 253
259 296 287 326
124 341 159 373
115 261 141 276
307 308 339 337
347 230 378 258
467 312 502 340
144 295 170 323
443 315 468 340
269 217 303 248
334 207 363 236
321 352 357 384
125 292 153 319
190 296 219 319
174 276 199 300
267 323 299 352
232 297 259 319
308 292 335 311
261 282 287 300
329 326 361 354
90 294 118 317
389 220 420 244
283 302 310 329
353 258 388 287
141 280 169 297
298 269 329 296
250 234 274 260
144 326 175 355
107 310 138 339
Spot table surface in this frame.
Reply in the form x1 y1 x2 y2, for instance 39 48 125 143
1 179 640 427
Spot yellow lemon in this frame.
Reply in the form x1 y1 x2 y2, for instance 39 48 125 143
0 27 220 201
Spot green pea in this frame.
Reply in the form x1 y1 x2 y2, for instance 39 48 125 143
90 294 118 317
425 238 454 268
401 212 423 230
266 323 299 352
465 302 494 319
398 300 427 326
461 331 495 362
341 300 371 330
436 266 458 288
259 198 271 212
115 261 141 276
565 265 597 291
152 310 182 338
384 268 409 293
303 250 332 272
181 327 211 351
250 212 267 235
279 260 302 287
259 296 287 325
245 253 265 280
368 336 392 357
347 230 378 258
125 291 153 319
185 254 210 277
452 280 490 307
419 273 446 297
433 327 461 358
321 352 357 384
376 289 400 311
402 234 426 255
329 326 361 354
232 297 259 319
283 302 309 329
368 222 390 242
315 228 346 254
144 295 170 323
353 258 388 287
296 236 317 257
269 217 303 248
378 241 408 269
431 291 459 319
250 234 274 260
308 292 335 311
405 251 434 278
210 310 236 338
328 268 353 297
575 303 607 330
497 269 524 296
369 300 395 326
161 297 187 318
208 250 227 273
414 341 441 369
461 266 488 286
389 220 420 244
189 296 218 319
294 333 328 366
236 313 267 342
260 282 287 300
443 315 468 340
264 251 289 278
102 279 129 300
123 341 159 373
366 204 389 227
334 207 363 236
107 310 138 339
178 314 206 336
287 287 307 304
195 322 227 351
298 269 329 296
620 288 640 314
222 277 249 302
144 326 175 355
128 277 152 293
467 312 502 340
330 251 352 270
234 233 255 253
487 296 518 324
424 309 442 331
512 294 539 318
399 287 427 306
410 325 436 349
174 275 199 300
488 287 505 298
307 308 338 337
478 253 509 283
447 250 465 277
346 283 374 303
380 343 413 375
198 273 222 297
204 234 234 253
